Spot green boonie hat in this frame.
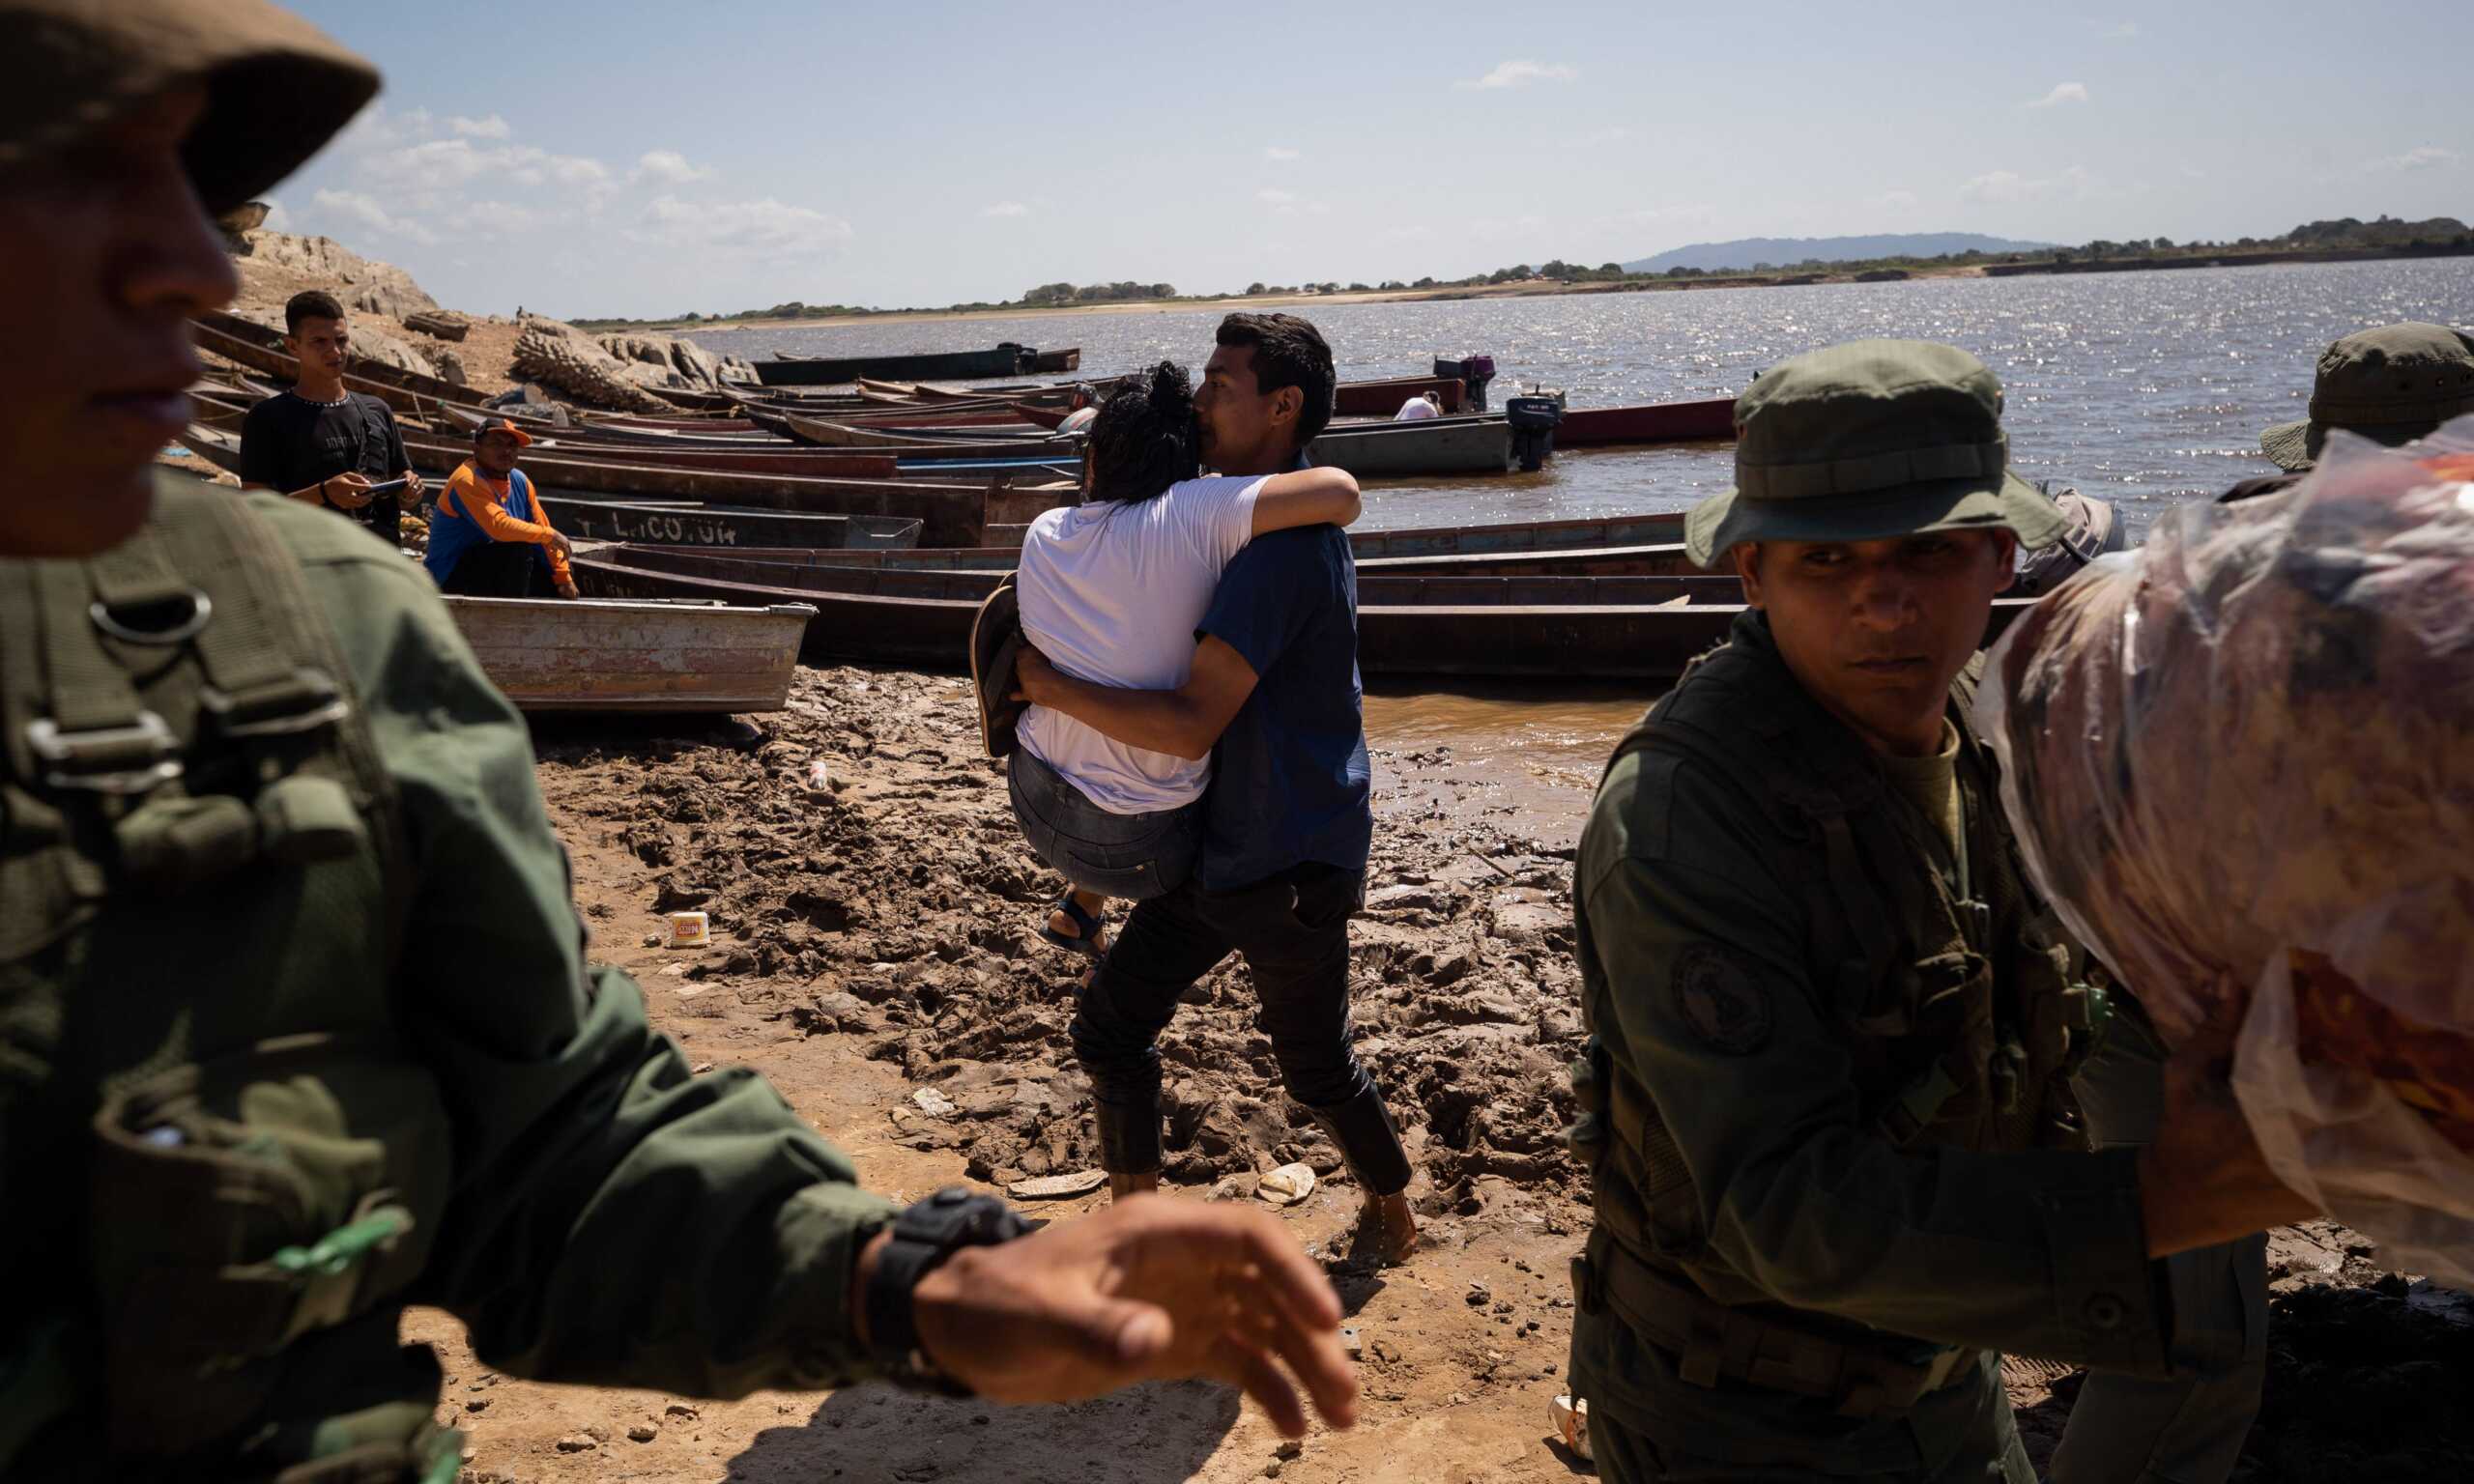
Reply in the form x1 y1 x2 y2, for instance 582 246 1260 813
0 0 378 215
1684 339 2067 567
2259 322 2474 472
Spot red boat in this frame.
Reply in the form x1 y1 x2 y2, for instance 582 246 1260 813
1556 396 1738 447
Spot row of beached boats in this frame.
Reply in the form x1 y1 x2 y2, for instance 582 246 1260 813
182 311 1867 708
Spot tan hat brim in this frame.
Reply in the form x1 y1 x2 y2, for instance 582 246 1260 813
1 0 379 215
1685 469 2066 567
2259 416 2435 474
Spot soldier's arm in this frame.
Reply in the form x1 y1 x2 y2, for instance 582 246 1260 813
1580 751 2173 1374
295 526 896 1397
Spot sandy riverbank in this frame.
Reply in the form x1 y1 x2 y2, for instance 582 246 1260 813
400 665 2466 1484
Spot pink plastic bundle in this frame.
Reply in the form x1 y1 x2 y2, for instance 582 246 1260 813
1979 417 2474 1283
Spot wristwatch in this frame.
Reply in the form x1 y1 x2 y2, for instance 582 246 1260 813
863 1186 1031 1393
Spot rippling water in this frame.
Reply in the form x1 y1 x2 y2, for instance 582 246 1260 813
692 258 2471 537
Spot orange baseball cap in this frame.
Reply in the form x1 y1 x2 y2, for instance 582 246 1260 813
472 417 533 447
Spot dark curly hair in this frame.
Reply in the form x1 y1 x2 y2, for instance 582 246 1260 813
1085 360 1199 506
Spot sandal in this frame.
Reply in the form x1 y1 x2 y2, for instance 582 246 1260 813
1039 894 1107 958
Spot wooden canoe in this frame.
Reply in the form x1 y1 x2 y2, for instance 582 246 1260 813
533 498 920 550
751 344 1036 386
777 511 1696 569
179 423 1024 547
1555 397 1739 447
1031 348 1080 373
781 411 1081 457
570 545 2030 679
443 594 814 712
1309 416 1513 477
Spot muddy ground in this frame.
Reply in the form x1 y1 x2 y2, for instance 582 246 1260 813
419 665 2469 1484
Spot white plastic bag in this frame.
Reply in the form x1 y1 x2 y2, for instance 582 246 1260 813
1978 415 2474 1284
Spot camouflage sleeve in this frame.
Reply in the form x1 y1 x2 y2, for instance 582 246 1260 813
1576 749 2172 1375
288 516 897 1397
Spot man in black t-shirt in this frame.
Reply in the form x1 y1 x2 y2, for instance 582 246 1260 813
237 288 420 543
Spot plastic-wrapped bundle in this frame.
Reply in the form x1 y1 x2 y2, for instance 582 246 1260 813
1978 417 2474 1284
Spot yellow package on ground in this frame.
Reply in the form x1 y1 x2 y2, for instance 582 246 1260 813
1979 416 2474 1286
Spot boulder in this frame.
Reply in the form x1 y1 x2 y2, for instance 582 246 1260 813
594 331 733 390
404 310 470 343
430 348 468 386
231 231 439 321
511 317 676 414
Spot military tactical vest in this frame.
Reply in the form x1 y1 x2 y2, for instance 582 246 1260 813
0 482 459 1481
1570 617 2104 1311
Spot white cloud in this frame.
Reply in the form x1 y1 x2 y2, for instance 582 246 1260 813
626 194 854 261
2027 82 2089 108
1572 126 1631 146
1961 164 2105 204
448 113 512 139
1872 188 1919 210
2368 145 2462 173
1256 188 1297 206
1961 169 2044 204
1253 187 1328 217
634 149 713 185
309 188 439 245
2101 21 2139 39
1264 146 1301 161
979 201 1031 217
1459 59 1577 90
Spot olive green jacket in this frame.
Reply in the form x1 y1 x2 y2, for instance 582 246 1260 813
1569 615 2171 1413
1 483 894 1471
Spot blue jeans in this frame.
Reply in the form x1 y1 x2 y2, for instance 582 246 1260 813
1007 748 1201 901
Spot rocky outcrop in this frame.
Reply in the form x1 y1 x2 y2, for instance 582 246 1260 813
595 331 750 390
511 317 676 414
233 231 440 321
404 310 470 342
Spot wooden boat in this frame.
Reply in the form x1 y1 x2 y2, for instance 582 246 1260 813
1333 375 1467 417
1555 396 1739 447
1309 416 1513 477
534 498 920 550
178 424 1033 547
784 511 1696 569
752 343 1038 387
569 545 2031 679
1031 348 1081 373
443 594 815 712
780 411 1080 457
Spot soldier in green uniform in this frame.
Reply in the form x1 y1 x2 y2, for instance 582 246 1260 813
0 4 1356 1478
1562 340 2315 1481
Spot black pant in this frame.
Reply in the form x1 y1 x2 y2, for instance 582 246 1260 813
1071 861 1413 1194
440 541 547 598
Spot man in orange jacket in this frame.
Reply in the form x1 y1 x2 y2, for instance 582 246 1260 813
423 417 577 598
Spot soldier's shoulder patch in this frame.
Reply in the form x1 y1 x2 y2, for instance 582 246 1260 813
1670 943 1774 1055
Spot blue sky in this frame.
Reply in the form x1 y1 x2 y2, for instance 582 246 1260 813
267 0 2471 319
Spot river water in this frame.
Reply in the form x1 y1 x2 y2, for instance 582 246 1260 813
691 260 2471 824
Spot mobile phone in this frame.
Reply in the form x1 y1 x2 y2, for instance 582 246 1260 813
360 476 412 499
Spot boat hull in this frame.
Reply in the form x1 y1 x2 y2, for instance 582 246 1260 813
442 595 815 712
535 498 920 550
752 345 1037 386
1555 397 1738 447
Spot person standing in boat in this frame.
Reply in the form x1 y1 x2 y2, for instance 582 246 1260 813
1013 313 1422 1267
236 287 422 543
423 416 578 598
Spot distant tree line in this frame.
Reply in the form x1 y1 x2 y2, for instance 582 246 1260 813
571 215 2470 328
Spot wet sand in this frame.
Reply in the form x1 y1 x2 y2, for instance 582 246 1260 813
406 663 2467 1484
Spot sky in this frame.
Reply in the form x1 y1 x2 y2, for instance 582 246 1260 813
265 0 2472 320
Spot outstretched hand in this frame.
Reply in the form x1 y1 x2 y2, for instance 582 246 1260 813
910 1194 1358 1435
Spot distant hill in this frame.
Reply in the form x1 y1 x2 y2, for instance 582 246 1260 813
1624 234 2059 274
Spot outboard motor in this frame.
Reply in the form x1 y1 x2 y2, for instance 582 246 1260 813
1434 354 1498 412
2012 489 2127 596
1506 391 1565 472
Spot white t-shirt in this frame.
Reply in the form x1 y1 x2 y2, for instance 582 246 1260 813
1014 474 1266 813
1394 396 1441 420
